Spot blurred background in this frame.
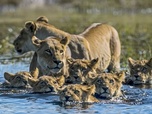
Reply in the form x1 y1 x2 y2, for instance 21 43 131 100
0 0 152 67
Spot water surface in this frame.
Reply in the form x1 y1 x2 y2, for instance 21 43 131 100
0 62 152 114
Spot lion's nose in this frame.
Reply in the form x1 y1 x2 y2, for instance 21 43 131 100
23 80 28 85
54 60 62 65
102 87 109 92
65 96 70 101
49 87 54 92
134 74 139 79
13 41 18 46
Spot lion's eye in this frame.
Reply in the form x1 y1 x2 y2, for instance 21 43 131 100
16 76 21 80
71 66 75 70
109 79 114 85
53 81 57 84
142 67 147 72
80 67 84 70
40 81 46 86
82 68 87 71
62 89 67 93
45 49 52 55
60 50 64 54
97 79 101 83
74 90 79 94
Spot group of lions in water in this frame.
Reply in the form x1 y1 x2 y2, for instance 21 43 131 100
1 16 152 104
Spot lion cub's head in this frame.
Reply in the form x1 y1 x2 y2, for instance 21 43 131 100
126 57 152 84
13 16 49 54
57 84 98 103
28 75 65 93
85 71 125 99
3 71 33 88
32 37 70 76
65 58 99 84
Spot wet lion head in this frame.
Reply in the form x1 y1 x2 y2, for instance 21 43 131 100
65 58 99 84
28 75 65 93
86 71 125 99
127 57 152 84
13 16 49 54
33 37 70 76
4 71 32 88
57 84 98 103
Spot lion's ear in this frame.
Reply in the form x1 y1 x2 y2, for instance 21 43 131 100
90 58 99 67
67 58 74 64
91 58 99 64
31 36 42 48
87 74 99 85
4 72 15 82
30 67 39 79
88 84 96 95
25 21 36 33
56 86 65 94
117 71 125 82
28 77 38 87
60 37 69 46
83 84 96 95
56 75 65 87
36 16 49 23
147 58 152 67
128 57 136 68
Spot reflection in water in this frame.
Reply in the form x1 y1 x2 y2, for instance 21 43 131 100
134 84 152 89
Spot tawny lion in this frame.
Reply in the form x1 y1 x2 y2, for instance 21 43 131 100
13 16 121 72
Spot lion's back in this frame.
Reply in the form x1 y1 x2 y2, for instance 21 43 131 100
79 23 120 71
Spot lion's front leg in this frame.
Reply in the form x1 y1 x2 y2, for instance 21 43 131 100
29 52 40 78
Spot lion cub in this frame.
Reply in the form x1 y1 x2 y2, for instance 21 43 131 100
28 75 65 93
84 71 125 99
126 57 152 85
65 57 99 84
2 71 33 88
57 84 99 103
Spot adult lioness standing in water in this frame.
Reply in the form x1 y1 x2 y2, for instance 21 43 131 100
13 16 121 73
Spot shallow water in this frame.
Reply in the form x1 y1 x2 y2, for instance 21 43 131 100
1 62 152 114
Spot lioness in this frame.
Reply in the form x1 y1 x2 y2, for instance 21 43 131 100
2 71 33 88
84 71 125 99
29 37 98 77
57 84 99 103
14 16 121 72
30 36 70 76
125 57 152 85
65 57 99 84
28 75 65 93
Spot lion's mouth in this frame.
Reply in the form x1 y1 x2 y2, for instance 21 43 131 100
17 49 22 53
45 86 54 93
95 93 111 99
133 80 145 84
47 66 62 73
62 96 74 102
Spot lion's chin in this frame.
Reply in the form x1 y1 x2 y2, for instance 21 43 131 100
50 68 62 74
